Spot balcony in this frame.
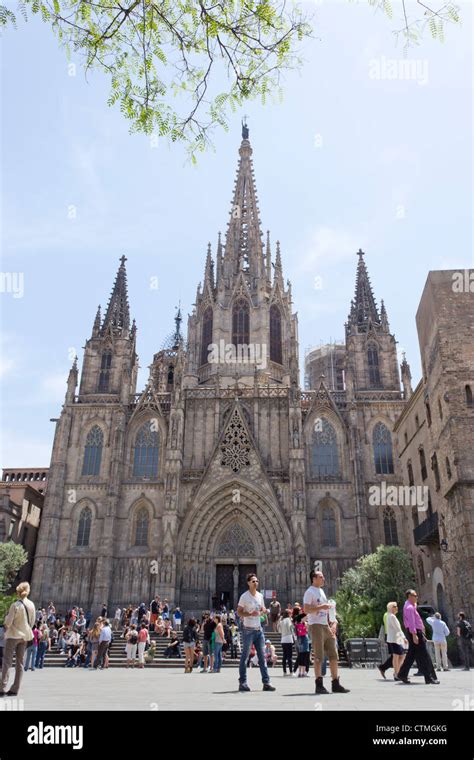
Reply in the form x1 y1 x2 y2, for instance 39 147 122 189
413 511 439 546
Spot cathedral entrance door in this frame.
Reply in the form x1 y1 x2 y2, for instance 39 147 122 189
215 565 234 609
238 564 257 599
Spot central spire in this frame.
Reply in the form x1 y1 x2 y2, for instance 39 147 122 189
222 125 265 285
349 248 380 330
101 255 130 335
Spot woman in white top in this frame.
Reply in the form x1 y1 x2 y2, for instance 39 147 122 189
386 602 408 679
279 611 295 675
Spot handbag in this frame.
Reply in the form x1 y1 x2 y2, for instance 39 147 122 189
19 600 34 648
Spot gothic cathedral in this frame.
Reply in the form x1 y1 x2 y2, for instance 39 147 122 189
31 127 413 614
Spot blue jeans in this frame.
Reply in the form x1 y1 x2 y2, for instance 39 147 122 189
239 627 270 685
214 642 223 671
35 642 47 668
24 645 37 670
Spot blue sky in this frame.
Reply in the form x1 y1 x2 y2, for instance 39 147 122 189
1 0 472 467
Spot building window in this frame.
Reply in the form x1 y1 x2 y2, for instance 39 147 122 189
415 414 420 429
438 398 443 420
98 350 112 392
322 506 337 547
269 304 283 364
383 507 399 545
232 297 250 349
76 506 92 547
404 431 408 447
373 422 394 475
133 422 159 478
368 344 381 387
431 453 441 491
466 385 473 407
167 365 174 387
407 460 414 487
82 426 103 476
134 507 149 546
419 447 427 481
418 555 425 585
446 457 452 480
311 419 339 478
425 401 432 427
8 520 16 539
200 307 213 366
411 506 419 529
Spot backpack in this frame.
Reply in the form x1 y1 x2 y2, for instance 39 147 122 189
460 620 472 639
182 626 193 643
129 631 138 645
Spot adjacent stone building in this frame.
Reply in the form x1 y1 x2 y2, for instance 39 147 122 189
31 127 468 618
394 270 474 622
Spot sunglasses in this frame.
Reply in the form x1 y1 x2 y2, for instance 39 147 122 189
250 580 259 583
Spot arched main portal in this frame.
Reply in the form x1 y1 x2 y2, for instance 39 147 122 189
177 481 292 612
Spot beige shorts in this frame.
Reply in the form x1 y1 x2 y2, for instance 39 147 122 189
309 624 338 661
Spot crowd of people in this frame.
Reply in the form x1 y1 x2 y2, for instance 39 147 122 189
0 577 472 698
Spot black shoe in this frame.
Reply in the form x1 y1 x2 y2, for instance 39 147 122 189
315 677 329 694
332 678 350 693
427 678 440 685
6 691 18 696
398 677 411 684
262 684 276 691
378 666 386 680
394 675 401 681
238 683 250 692
413 671 423 677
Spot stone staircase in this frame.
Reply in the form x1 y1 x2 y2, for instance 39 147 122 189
41 629 348 668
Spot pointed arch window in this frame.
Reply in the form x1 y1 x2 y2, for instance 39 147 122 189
383 507 399 545
431 453 441 491
98 350 112 392
270 304 282 364
82 426 103 476
417 555 425 585
466 385 473 407
419 447 427 480
167 365 174 387
311 419 339 478
368 344 381 387
322 505 337 547
133 422 159 478
407 460 414 487
76 506 92 547
232 297 250 349
134 507 149 546
201 306 213 366
373 422 394 474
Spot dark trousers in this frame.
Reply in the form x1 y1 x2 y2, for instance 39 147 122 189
95 641 109 668
380 654 393 673
459 638 471 669
282 643 293 673
398 631 434 683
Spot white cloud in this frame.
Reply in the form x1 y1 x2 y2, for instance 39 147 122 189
295 226 364 274
0 430 53 469
40 370 69 403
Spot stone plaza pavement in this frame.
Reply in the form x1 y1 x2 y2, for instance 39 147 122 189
2 666 473 712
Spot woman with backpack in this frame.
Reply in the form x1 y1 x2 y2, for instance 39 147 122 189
126 624 139 667
1 582 36 696
182 618 198 673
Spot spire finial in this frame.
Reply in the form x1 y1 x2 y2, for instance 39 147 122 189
357 248 365 258
242 116 249 140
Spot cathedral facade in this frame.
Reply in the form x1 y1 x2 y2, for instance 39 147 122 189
31 128 415 615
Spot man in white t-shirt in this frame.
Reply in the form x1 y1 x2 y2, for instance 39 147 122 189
303 570 349 695
237 573 276 693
